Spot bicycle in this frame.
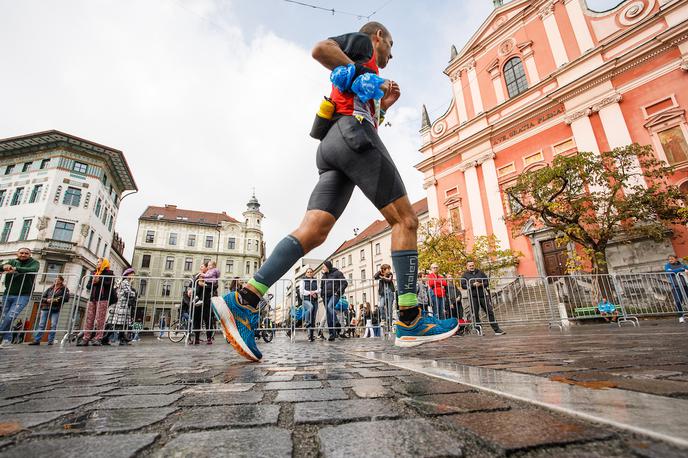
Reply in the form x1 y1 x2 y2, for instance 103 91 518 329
168 316 190 343
255 316 275 343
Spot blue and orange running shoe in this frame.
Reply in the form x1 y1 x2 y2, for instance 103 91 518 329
440 317 459 332
211 292 262 362
394 313 459 348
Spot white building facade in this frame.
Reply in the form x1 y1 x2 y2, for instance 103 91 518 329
0 130 137 332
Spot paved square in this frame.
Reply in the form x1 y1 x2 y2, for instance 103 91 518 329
0 322 686 457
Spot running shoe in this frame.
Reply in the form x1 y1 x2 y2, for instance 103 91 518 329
394 313 459 348
440 317 459 332
211 292 262 362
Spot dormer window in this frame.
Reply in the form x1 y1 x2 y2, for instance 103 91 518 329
504 57 528 98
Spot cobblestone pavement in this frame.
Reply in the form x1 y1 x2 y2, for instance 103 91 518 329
357 319 688 400
0 322 686 457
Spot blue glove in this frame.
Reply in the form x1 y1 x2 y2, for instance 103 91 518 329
351 73 386 104
330 64 356 93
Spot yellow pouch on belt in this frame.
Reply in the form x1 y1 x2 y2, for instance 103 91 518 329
309 97 336 140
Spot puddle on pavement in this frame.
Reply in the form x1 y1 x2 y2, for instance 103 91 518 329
550 375 617 390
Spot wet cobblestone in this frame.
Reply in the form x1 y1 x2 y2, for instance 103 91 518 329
0 324 686 457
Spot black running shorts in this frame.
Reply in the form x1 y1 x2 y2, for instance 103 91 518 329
307 116 407 219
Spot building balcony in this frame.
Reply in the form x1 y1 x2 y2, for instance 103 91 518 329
46 239 77 251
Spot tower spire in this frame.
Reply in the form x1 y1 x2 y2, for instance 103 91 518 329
421 104 431 130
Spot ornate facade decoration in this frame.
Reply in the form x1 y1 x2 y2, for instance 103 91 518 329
681 56 688 72
564 93 623 124
497 38 516 57
618 0 655 26
538 0 557 20
457 152 496 171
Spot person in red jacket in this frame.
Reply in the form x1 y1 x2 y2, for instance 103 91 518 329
427 263 448 319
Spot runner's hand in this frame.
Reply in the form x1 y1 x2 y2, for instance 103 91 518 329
381 80 400 110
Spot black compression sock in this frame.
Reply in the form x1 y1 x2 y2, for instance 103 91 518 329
398 306 420 325
238 287 261 308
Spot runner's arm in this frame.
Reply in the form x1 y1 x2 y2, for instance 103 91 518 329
312 39 354 70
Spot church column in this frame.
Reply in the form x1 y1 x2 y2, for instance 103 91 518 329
461 163 487 237
539 0 569 68
563 0 594 53
520 41 540 85
595 94 647 188
451 70 469 124
489 63 506 105
480 156 511 249
565 108 599 154
466 60 484 115
423 178 440 219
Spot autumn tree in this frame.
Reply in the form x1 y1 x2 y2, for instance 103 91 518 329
418 218 521 277
505 144 686 276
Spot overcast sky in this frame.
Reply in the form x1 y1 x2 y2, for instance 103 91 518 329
1 0 619 262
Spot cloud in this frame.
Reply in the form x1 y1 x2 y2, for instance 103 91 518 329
0 0 425 268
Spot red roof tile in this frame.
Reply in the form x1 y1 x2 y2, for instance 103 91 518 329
332 198 428 255
140 205 239 225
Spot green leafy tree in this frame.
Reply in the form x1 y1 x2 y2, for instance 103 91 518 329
505 144 686 277
418 218 521 277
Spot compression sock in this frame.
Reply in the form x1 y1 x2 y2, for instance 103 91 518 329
241 235 305 307
398 306 420 325
392 250 418 308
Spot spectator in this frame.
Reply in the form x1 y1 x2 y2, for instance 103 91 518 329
664 255 688 323
446 274 464 321
78 258 115 346
0 248 40 347
416 272 430 315
427 263 448 319
461 261 506 336
11 318 24 344
180 286 192 325
372 303 382 337
107 268 135 345
301 267 318 342
203 260 220 295
229 277 241 292
158 314 167 340
131 320 142 342
597 297 618 323
363 302 374 338
374 264 395 328
320 260 347 341
29 275 70 346
344 301 357 337
192 264 214 345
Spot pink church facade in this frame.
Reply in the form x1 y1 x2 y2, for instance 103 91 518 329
418 0 688 276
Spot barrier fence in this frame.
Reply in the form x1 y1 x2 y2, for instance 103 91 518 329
2 270 687 346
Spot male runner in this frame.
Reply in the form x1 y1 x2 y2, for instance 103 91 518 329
212 21 459 362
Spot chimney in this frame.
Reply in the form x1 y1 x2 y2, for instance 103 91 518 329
165 204 177 209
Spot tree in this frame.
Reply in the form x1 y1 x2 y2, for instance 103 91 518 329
418 218 522 277
505 143 687 276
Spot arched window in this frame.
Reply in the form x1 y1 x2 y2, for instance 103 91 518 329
679 181 688 197
504 57 528 98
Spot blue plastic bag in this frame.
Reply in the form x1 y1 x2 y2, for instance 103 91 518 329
330 64 356 92
335 297 349 312
351 73 385 104
290 306 304 321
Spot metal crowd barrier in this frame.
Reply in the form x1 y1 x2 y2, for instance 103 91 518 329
254 278 397 339
3 269 687 348
0 271 81 345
